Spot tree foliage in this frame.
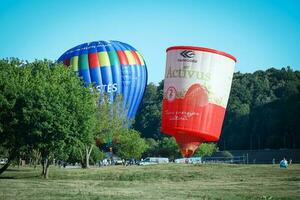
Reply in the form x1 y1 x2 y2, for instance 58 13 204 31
0 59 98 177
133 82 162 139
115 129 148 160
194 143 217 157
135 67 300 151
143 137 180 160
220 67 300 150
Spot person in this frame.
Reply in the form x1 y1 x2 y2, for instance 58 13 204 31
279 157 288 168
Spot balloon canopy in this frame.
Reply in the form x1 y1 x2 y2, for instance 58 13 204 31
58 40 147 119
161 46 236 157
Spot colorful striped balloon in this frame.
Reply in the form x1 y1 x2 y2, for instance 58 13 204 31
58 40 148 119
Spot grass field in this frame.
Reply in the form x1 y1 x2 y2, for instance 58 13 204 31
0 164 299 200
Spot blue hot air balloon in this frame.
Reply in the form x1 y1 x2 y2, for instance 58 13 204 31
58 40 148 119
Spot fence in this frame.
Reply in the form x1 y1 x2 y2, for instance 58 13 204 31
203 149 300 164
228 149 300 164
202 155 247 164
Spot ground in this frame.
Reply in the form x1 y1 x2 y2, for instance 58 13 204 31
0 164 299 200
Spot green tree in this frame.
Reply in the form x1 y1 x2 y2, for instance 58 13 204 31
115 129 148 160
90 146 105 165
220 67 300 150
73 95 131 168
0 59 98 177
0 58 30 174
157 137 180 160
143 138 159 157
194 143 217 157
134 83 162 138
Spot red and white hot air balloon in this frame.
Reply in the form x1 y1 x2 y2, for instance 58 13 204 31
161 46 236 157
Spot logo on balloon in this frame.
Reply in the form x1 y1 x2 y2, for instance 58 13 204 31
166 87 177 102
95 83 118 93
180 50 195 58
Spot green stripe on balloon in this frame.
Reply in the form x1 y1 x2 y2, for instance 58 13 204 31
107 51 120 66
79 54 89 70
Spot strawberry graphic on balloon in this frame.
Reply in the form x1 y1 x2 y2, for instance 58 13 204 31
183 84 209 108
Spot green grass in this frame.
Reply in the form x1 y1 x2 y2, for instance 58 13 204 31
0 164 299 200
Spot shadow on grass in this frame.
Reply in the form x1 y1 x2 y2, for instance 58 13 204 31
6 168 20 172
0 176 15 179
0 174 42 179
284 177 300 181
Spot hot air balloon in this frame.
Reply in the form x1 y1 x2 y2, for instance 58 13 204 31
161 46 236 157
58 40 147 119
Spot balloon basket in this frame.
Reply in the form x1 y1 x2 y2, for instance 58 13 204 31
174 133 202 158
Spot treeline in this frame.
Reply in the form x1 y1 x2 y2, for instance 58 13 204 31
133 67 300 150
0 59 148 178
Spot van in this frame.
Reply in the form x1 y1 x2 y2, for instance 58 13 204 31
175 157 201 164
139 157 169 166
0 158 8 165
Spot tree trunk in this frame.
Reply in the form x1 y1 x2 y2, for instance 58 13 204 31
42 157 50 179
41 152 51 179
42 159 45 175
86 149 90 168
34 159 37 169
84 145 93 169
44 160 50 179
33 150 41 169
0 160 11 175
0 149 17 175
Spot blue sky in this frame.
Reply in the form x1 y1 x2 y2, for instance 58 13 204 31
0 0 299 84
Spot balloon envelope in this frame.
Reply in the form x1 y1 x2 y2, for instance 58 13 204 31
161 46 236 157
58 40 147 119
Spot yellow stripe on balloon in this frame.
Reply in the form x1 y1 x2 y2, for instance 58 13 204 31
136 52 145 65
97 52 111 67
70 56 79 71
124 50 136 65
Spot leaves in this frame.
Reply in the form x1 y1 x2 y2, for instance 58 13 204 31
0 59 98 170
194 143 217 157
134 67 300 151
115 129 148 160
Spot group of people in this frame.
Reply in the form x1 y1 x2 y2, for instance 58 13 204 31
99 158 137 166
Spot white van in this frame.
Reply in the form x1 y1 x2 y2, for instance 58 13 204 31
139 157 169 166
0 158 8 165
175 157 201 164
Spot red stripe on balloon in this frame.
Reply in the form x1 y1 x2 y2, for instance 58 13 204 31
64 58 70 66
117 51 129 65
131 51 141 65
88 53 99 68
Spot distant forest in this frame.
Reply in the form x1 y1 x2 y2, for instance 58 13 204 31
133 67 300 150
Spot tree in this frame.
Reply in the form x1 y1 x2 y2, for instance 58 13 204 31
115 129 148 160
0 58 30 174
143 138 159 157
157 137 180 160
66 88 98 169
134 83 162 138
72 94 131 168
194 143 217 157
0 59 98 178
